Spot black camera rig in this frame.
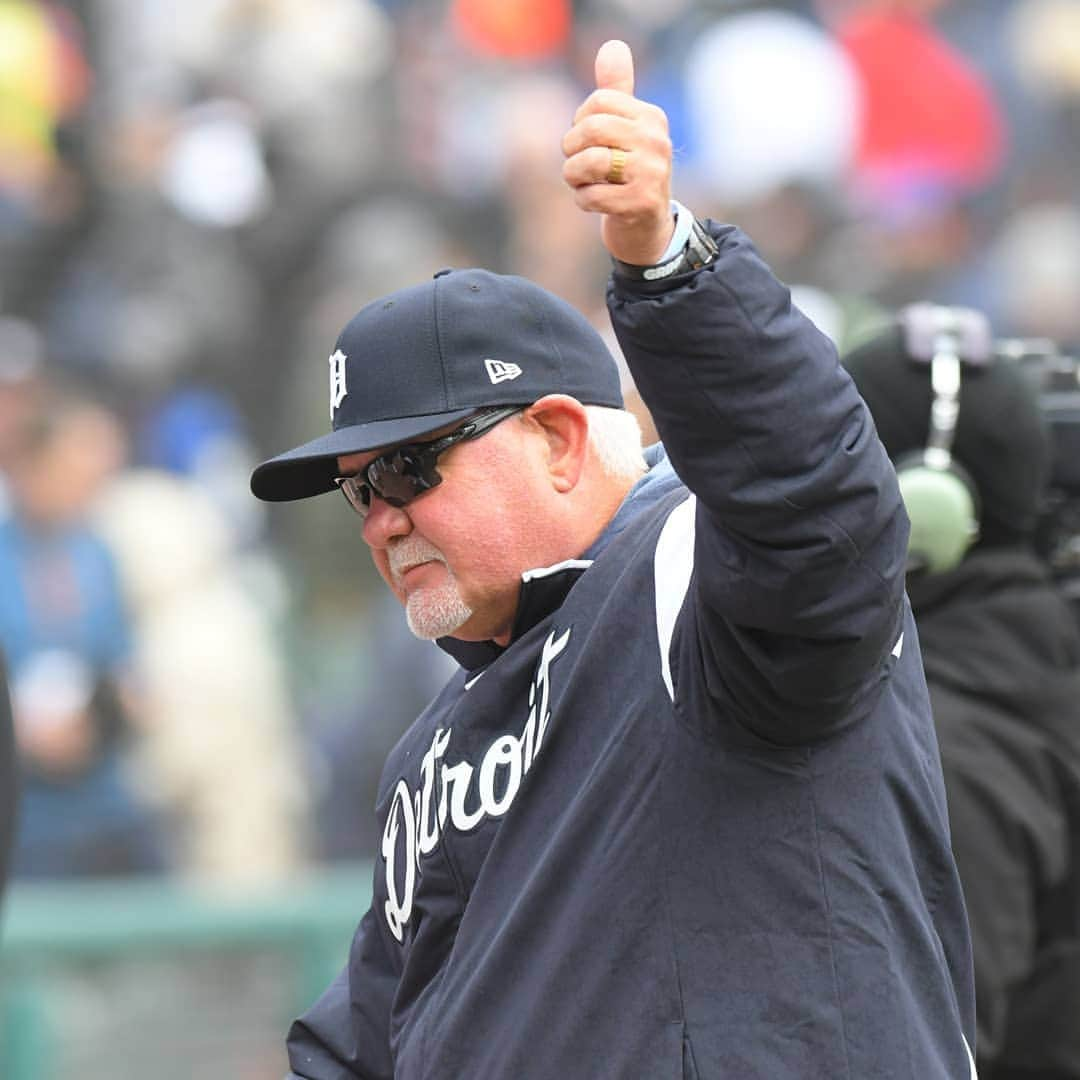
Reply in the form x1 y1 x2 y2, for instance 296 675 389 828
998 337 1080 605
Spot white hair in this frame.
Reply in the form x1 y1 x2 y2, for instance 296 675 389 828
585 405 648 482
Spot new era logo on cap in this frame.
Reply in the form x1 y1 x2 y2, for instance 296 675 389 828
485 358 521 385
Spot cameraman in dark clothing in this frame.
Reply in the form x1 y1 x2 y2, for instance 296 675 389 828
846 307 1080 1080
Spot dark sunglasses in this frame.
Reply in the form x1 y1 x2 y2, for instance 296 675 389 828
334 406 524 516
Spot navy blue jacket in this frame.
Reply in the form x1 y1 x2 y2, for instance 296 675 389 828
287 225 977 1079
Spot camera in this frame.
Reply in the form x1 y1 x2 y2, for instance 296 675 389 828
998 338 1080 605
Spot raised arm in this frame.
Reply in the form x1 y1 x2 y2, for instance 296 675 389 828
563 41 910 743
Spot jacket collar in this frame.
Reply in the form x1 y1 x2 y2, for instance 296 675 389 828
436 560 592 671
436 444 679 672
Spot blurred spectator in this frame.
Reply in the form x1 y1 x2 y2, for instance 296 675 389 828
985 202 1080 349
94 468 309 887
845 306 1080 1079
0 0 91 233
0 649 16 905
683 9 859 207
451 0 571 60
0 314 46 518
0 387 168 877
134 384 267 551
834 5 1005 216
1008 0 1080 161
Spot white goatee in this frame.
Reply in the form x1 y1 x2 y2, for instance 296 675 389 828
388 537 473 640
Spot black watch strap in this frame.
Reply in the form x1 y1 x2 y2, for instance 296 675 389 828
613 217 719 282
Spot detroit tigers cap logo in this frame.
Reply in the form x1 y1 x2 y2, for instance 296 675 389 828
329 349 348 419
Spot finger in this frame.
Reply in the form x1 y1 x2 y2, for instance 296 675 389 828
573 90 668 131
561 114 639 159
573 88 638 127
595 39 634 95
563 146 631 190
568 182 644 219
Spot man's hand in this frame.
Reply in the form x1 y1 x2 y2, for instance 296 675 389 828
562 40 675 267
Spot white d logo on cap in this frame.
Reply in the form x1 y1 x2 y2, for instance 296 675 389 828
329 349 348 418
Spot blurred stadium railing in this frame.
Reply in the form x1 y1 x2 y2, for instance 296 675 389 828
0 862 372 1079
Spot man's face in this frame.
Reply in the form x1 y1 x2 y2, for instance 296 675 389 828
336 412 557 645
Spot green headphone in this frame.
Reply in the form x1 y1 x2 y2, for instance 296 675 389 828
893 304 990 575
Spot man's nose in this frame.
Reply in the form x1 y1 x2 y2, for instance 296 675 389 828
361 495 413 548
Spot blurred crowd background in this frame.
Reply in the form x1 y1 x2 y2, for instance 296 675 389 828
2 0 1080 957
4 0 1080 888
4 0 1080 1073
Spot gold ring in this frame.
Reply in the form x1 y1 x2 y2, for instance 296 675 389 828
606 147 627 185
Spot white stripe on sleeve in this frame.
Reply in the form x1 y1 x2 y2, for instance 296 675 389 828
654 495 697 701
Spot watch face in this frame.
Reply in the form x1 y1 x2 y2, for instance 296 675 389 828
688 222 719 268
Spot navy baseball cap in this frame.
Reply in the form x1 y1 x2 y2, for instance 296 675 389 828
251 267 624 502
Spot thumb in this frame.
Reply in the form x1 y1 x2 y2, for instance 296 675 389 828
594 39 634 95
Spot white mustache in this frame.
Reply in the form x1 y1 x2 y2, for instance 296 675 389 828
388 537 447 585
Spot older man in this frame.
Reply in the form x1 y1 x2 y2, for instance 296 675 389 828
252 40 976 1080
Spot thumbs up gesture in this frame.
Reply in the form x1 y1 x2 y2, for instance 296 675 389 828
562 40 675 267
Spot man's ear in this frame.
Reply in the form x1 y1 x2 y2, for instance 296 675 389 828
524 395 590 493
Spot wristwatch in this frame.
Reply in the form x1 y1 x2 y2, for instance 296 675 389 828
613 215 719 282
